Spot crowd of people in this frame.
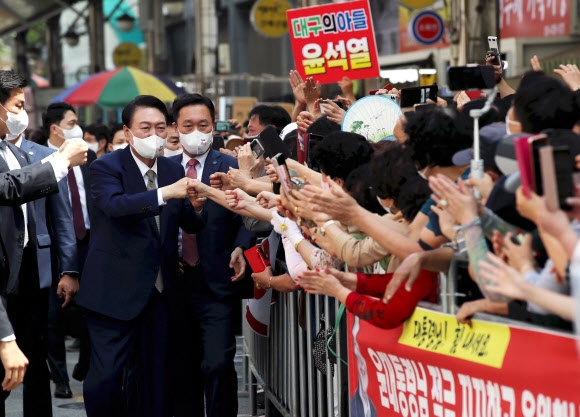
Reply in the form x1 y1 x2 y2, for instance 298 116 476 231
0 51 577 417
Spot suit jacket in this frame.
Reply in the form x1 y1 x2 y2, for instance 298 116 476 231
0 160 57 206
170 149 255 300
0 144 58 338
0 142 39 292
0 142 44 338
77 146 205 321
20 138 78 288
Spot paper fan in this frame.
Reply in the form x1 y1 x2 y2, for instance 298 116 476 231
341 96 402 143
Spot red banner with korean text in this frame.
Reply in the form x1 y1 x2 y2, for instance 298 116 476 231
348 307 580 417
286 1 380 85
500 0 571 38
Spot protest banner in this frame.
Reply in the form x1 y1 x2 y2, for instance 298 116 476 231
286 0 380 84
348 307 580 416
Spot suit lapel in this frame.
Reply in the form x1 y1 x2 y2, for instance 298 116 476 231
5 142 28 168
0 148 9 172
201 149 221 186
157 158 174 240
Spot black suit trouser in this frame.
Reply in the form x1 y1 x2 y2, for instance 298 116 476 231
168 264 238 417
0 246 52 417
83 289 169 417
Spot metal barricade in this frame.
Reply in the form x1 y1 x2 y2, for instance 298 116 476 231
242 291 348 417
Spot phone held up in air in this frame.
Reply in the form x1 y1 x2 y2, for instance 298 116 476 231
250 138 265 159
447 65 496 91
487 36 502 69
272 153 292 195
399 84 438 108
215 120 238 133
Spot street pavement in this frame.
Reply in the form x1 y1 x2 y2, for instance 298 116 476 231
5 336 259 416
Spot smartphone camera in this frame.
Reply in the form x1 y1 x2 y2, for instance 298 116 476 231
215 121 230 133
250 138 265 159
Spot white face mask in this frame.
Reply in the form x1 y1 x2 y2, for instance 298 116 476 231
0 104 28 136
505 115 520 135
58 124 84 140
164 148 183 157
87 142 99 154
376 196 393 214
112 143 128 151
179 129 213 155
129 130 166 160
4 132 20 141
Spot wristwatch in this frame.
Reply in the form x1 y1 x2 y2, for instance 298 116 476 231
319 220 336 236
61 271 80 279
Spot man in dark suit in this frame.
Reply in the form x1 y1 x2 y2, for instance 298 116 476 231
9 133 80 399
76 95 205 417
0 70 88 416
0 139 87 396
43 102 96 387
169 93 255 417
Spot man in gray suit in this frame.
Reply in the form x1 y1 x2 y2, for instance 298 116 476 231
8 133 79 399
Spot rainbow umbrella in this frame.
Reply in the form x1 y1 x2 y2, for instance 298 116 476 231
51 66 187 108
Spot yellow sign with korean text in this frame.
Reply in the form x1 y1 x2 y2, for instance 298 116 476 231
251 0 291 38
398 307 510 368
113 42 142 68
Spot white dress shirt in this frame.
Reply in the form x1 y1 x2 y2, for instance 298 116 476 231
129 150 166 206
180 151 209 180
48 140 91 229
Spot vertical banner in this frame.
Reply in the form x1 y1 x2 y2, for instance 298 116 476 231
286 0 380 84
500 0 571 38
348 307 580 416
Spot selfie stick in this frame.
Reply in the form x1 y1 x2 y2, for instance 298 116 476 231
469 85 498 198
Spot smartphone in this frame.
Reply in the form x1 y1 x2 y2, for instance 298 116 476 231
272 152 292 194
291 177 307 191
400 84 438 108
448 65 496 91
528 133 549 195
260 125 290 158
487 36 502 68
540 145 575 211
215 120 230 133
250 138 265 159
369 83 393 95
553 146 575 211
514 135 534 198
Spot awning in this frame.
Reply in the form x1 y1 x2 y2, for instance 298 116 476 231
0 0 77 37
